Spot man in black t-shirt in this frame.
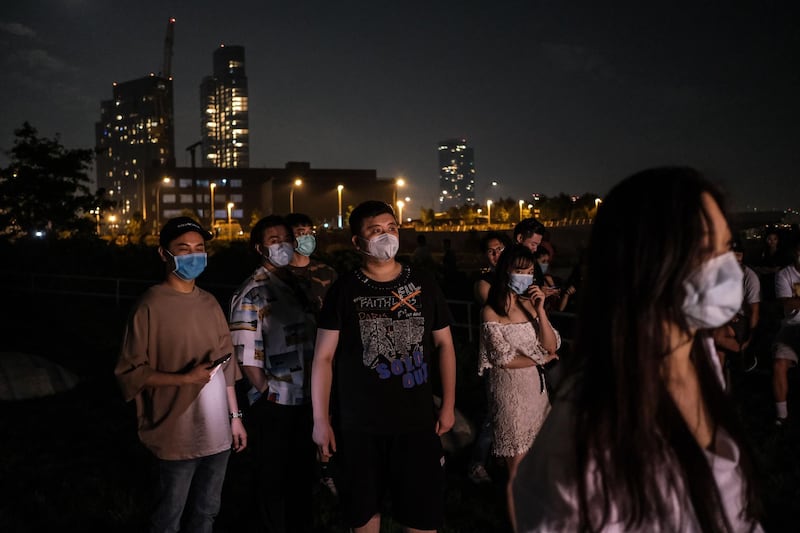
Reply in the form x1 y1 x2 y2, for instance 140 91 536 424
311 200 456 533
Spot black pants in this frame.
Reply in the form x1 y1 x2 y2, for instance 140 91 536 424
248 399 315 533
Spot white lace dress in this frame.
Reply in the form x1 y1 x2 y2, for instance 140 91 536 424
479 321 561 457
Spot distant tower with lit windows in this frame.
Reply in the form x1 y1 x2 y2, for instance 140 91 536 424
200 45 250 168
438 138 476 210
94 18 176 226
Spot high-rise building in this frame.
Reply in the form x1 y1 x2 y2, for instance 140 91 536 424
95 74 176 223
438 138 476 210
200 45 250 168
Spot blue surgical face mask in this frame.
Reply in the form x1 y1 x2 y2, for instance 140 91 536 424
538 261 549 274
295 234 316 256
682 251 744 329
265 242 294 267
166 251 207 281
508 273 534 295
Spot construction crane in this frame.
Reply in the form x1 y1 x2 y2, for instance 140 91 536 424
162 17 175 79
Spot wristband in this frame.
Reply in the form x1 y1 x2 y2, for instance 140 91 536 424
229 410 243 420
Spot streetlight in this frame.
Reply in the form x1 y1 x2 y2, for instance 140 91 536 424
94 207 100 235
156 177 171 231
227 202 234 240
486 199 493 227
393 177 405 206
108 215 117 237
519 199 525 222
290 178 302 212
210 182 217 228
396 200 405 224
337 184 344 229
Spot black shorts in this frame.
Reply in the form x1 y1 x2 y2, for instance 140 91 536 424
334 427 445 530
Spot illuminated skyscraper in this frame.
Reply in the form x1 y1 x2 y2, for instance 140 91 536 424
438 138 476 209
95 74 176 222
201 45 250 168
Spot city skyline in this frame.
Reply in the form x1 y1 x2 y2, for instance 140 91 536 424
1 1 798 218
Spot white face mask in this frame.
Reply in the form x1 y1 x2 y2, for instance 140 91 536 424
361 233 399 261
265 242 294 267
682 251 743 329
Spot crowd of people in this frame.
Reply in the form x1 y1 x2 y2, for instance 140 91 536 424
113 165 800 532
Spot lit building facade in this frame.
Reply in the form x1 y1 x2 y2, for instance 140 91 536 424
200 45 249 168
157 162 394 234
438 138 476 210
94 74 176 225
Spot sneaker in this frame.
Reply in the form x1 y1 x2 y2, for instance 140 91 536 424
775 417 788 427
320 475 338 496
468 463 492 484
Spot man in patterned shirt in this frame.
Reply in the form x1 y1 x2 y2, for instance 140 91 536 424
229 215 316 532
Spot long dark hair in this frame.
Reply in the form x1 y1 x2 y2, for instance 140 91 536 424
566 167 760 531
486 244 536 317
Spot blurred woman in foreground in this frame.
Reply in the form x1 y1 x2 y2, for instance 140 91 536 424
511 167 762 532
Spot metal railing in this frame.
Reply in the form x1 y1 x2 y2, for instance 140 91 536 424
0 271 501 341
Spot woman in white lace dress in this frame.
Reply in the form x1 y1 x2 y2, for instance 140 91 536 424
479 244 560 479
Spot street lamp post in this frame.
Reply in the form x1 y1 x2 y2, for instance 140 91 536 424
290 178 302 213
393 178 405 206
487 199 493 227
337 184 344 229
396 200 405 224
210 182 217 229
156 177 171 231
519 199 524 222
94 208 100 235
227 202 234 240
108 215 117 237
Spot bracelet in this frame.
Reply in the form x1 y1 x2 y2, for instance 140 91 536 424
229 410 243 420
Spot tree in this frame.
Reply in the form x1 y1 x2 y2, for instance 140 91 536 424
420 207 436 229
0 122 113 238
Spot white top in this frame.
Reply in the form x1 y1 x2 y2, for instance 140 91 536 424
512 398 762 533
775 263 800 325
740 265 760 311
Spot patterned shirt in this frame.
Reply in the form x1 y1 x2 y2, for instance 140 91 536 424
229 266 316 405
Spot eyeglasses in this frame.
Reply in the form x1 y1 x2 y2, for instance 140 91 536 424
486 246 504 256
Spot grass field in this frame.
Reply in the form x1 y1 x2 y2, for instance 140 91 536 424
1 288 799 532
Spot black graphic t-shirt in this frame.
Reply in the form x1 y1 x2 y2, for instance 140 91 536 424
318 264 452 434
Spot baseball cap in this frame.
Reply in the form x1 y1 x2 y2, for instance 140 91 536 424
159 217 213 248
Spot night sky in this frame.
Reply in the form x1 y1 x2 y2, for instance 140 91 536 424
1 1 798 217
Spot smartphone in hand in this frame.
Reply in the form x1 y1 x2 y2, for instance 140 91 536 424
207 353 232 369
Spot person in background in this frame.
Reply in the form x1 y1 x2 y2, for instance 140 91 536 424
474 231 512 305
557 249 587 315
511 167 762 532
411 233 436 273
513 218 559 301
284 212 339 495
752 228 790 301
311 200 456 533
284 212 338 315
229 215 316 532
772 240 800 427
115 216 247 533
468 230 512 485
533 247 559 312
712 237 760 382
479 244 560 484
